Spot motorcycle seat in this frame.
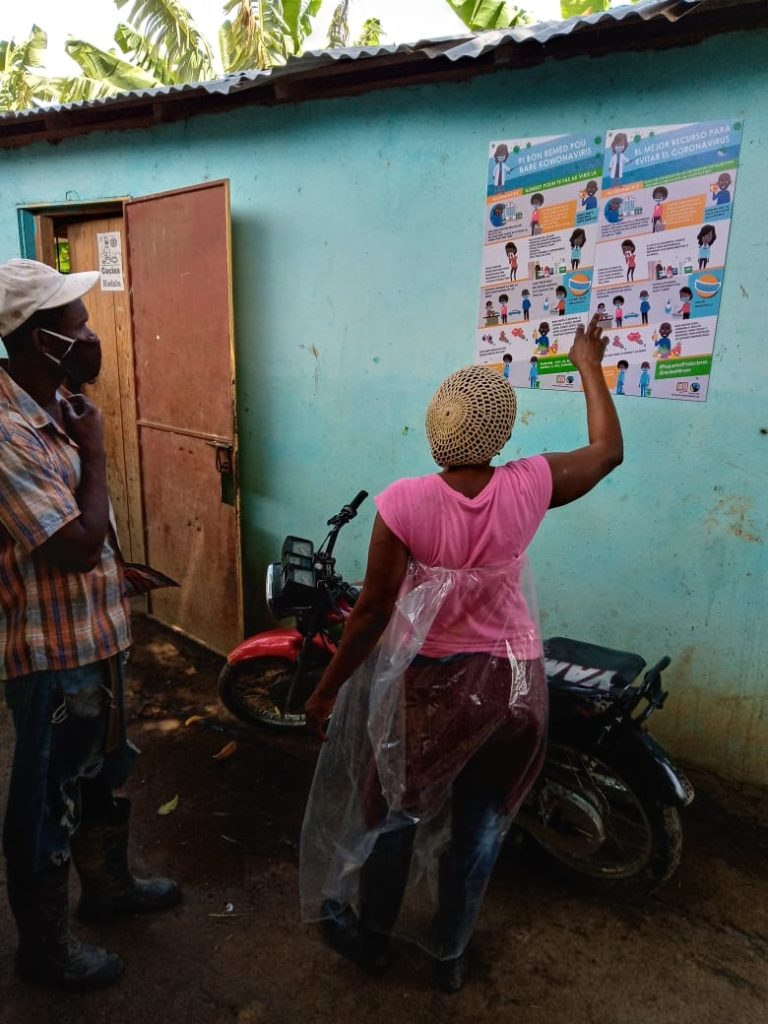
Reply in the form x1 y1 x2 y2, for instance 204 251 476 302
543 636 647 693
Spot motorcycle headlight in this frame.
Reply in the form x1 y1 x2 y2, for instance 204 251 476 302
265 562 281 613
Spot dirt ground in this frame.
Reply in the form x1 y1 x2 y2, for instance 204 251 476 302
1 616 766 1024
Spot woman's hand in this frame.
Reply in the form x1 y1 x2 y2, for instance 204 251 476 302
569 313 607 376
305 688 335 741
301 515 408 741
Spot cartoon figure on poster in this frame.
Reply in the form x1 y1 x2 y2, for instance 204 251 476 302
535 322 551 354
655 323 675 358
491 144 513 191
710 172 732 206
580 180 599 211
651 186 668 232
604 197 624 224
639 362 651 397
677 288 693 321
489 203 506 228
608 133 634 181
697 225 717 269
521 289 531 321
616 360 628 395
505 242 519 281
570 228 586 270
529 356 539 388
622 240 637 282
530 194 544 236
639 290 651 325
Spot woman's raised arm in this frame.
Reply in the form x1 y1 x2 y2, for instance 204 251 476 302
543 313 624 508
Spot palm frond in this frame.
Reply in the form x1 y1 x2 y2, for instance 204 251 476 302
355 18 383 47
114 22 177 82
115 0 215 82
65 39 162 91
327 0 350 49
39 75 121 105
443 0 527 31
220 2 292 71
0 27 51 112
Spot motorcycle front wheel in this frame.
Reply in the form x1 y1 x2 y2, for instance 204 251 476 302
524 742 683 900
218 655 327 730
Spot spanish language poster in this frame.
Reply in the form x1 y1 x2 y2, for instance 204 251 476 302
477 120 742 401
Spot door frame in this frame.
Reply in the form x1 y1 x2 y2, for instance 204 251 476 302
18 199 146 567
17 189 244 652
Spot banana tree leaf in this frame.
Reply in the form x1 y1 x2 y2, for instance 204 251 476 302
444 0 525 31
115 0 214 82
560 0 612 17
65 39 161 90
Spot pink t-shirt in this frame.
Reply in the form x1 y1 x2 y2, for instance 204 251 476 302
375 457 552 659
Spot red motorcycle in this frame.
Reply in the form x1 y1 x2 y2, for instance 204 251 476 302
218 491 693 898
218 492 367 729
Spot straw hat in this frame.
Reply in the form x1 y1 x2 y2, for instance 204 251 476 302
426 365 517 467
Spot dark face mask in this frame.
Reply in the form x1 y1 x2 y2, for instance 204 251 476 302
39 328 102 385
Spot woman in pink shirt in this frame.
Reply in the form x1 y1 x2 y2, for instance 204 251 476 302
302 314 622 991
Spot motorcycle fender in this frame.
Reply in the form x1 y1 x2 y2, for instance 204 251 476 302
227 629 332 666
614 730 695 807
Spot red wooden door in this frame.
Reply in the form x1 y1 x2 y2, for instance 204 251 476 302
125 181 242 653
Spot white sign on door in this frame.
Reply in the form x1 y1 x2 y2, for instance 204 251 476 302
97 231 125 291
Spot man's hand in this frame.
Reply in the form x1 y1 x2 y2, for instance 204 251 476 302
61 394 105 461
569 314 607 375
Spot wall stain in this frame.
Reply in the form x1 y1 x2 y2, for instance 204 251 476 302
520 410 535 425
704 495 762 544
652 646 767 785
740 283 750 299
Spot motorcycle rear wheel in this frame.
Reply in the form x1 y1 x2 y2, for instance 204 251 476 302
526 743 682 900
218 655 326 730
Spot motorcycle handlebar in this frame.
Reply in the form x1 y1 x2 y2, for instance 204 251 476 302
348 490 368 512
647 656 671 677
327 491 369 526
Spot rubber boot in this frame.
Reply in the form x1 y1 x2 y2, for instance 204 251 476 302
70 797 181 923
320 900 392 976
7 863 123 991
432 948 472 993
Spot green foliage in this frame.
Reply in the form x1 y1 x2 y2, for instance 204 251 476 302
0 26 50 112
444 0 526 31
220 1 293 72
65 39 161 90
355 18 383 47
115 0 215 81
560 0 639 17
327 1 351 49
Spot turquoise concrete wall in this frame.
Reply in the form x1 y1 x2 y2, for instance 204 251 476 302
0 32 766 783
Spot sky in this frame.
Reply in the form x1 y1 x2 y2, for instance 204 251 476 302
1 0 564 75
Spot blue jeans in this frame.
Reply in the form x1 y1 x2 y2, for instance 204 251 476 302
358 764 507 960
3 656 136 874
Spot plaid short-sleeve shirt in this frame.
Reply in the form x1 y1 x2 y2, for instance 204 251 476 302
0 368 131 680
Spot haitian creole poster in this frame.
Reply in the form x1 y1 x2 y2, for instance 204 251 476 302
478 120 742 400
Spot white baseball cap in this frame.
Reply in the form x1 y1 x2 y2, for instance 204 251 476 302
0 258 100 339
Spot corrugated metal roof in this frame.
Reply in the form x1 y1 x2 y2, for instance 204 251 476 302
0 0 719 121
0 0 761 145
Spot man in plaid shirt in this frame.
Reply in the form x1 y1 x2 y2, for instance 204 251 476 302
0 259 180 992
